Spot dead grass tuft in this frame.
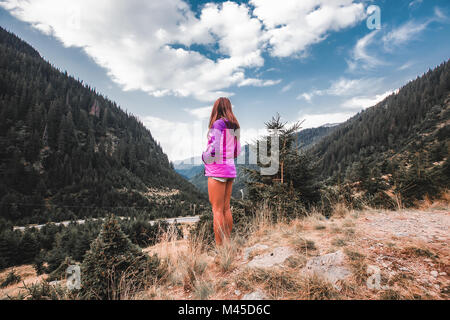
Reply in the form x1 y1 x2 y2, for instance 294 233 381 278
402 246 439 260
379 289 406 300
289 235 316 253
332 238 347 247
314 224 326 230
214 238 240 273
235 268 340 300
332 203 350 218
193 280 214 300
302 275 341 300
344 249 368 285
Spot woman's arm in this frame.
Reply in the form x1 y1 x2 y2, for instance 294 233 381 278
202 120 226 164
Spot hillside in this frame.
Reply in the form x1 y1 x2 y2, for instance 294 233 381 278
311 61 450 193
0 27 206 225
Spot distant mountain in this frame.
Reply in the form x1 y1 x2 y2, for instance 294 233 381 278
173 156 203 179
0 27 206 225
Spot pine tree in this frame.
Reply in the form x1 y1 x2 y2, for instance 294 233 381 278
19 231 39 264
0 234 12 269
80 217 160 300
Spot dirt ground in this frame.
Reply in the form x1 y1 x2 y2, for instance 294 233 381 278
140 206 449 300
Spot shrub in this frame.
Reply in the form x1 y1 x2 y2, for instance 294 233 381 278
80 217 160 300
12 281 71 300
0 270 21 288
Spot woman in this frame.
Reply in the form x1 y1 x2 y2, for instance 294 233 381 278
202 97 241 246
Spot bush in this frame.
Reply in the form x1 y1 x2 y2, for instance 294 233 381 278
0 270 21 288
12 281 71 300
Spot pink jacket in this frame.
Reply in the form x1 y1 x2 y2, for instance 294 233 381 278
202 119 241 178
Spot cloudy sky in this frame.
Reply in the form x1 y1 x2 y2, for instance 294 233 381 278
1 0 449 161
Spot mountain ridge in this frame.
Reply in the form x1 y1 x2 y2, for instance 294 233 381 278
0 26 206 225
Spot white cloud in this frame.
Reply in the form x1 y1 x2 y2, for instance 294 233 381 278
347 30 384 71
409 0 423 8
297 77 384 101
281 82 294 93
325 77 384 96
238 78 282 87
341 90 394 110
1 0 371 102
184 106 212 120
347 8 447 72
250 0 366 58
0 0 275 101
383 9 447 51
434 7 448 21
382 21 429 51
141 116 208 161
142 115 266 161
298 93 314 102
299 112 355 129
397 61 415 71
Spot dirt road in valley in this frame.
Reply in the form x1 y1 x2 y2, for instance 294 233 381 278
13 215 201 232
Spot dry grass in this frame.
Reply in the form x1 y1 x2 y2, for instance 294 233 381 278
301 210 327 228
289 235 316 254
332 238 347 247
246 204 275 238
235 268 340 300
214 238 240 273
416 189 450 210
0 265 46 299
402 246 439 260
145 223 211 294
314 224 327 230
141 221 242 300
344 249 368 285
332 203 351 218
193 280 214 300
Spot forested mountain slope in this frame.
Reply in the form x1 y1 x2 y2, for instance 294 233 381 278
0 27 206 225
311 61 450 204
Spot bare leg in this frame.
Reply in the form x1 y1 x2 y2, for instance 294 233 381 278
208 178 227 246
223 180 234 240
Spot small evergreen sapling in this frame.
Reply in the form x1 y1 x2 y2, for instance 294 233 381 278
81 217 160 300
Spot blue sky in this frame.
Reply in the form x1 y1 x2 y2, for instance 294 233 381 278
0 0 449 161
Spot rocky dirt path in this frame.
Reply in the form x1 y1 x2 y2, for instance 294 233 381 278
233 207 449 300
